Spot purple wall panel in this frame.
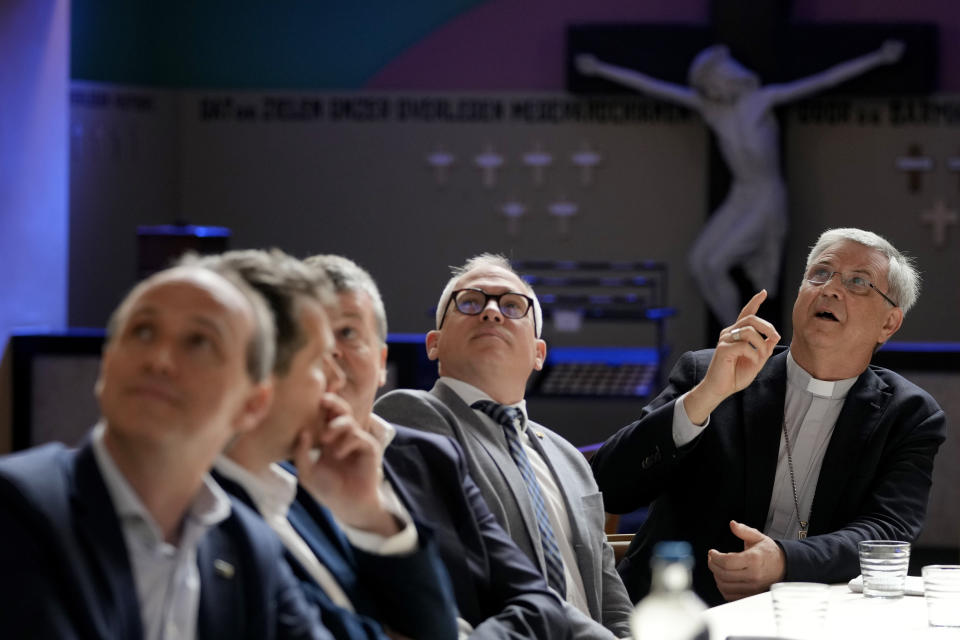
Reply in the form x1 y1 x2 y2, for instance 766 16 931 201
367 0 957 91
0 0 69 347
366 0 709 90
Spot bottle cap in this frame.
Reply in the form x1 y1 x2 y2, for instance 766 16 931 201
653 540 693 563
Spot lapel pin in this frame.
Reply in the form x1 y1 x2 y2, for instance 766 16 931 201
535 431 545 439
214 559 235 579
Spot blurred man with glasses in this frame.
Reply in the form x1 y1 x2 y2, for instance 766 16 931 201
592 228 946 606
376 254 633 639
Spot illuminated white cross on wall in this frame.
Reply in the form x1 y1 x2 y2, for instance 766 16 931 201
522 143 552 187
571 142 601 186
475 145 504 188
501 200 526 236
920 199 958 247
426 146 455 185
548 198 578 235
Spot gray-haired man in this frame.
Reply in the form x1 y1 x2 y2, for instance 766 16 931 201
592 228 946 606
308 254 569 639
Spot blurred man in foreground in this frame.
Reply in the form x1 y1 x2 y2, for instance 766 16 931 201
204 250 458 640
0 264 333 638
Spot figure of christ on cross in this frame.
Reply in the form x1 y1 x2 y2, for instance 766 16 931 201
577 40 905 325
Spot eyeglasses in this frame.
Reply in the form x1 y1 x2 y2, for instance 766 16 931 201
439 288 537 334
806 266 898 307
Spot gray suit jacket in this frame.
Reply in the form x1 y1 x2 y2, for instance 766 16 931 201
375 380 633 639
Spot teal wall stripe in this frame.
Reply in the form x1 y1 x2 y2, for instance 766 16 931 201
71 1 486 88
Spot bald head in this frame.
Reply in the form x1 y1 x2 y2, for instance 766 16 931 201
97 264 276 456
107 265 275 382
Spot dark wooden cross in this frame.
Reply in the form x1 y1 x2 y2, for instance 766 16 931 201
895 144 934 194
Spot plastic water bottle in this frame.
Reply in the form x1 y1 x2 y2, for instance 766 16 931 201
629 541 709 640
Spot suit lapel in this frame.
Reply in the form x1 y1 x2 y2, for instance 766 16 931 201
431 382 546 571
380 451 416 520
382 443 480 611
810 367 889 533
741 351 789 529
71 444 143 640
380 446 432 535
214 466 372 619
286 485 362 603
384 439 484 558
196 522 246 640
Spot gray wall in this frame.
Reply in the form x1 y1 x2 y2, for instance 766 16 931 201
46 85 960 545
70 86 710 367
69 87 960 362
782 98 960 341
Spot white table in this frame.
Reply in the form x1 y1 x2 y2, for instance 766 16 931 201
702 583 960 639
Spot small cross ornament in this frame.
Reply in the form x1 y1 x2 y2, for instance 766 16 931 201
920 199 958 247
895 144 933 194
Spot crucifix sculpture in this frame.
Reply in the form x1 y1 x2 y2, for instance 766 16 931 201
576 40 904 324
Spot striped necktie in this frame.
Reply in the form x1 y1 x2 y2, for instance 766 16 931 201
471 399 567 597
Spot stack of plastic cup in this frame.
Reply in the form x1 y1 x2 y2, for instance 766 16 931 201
922 564 960 627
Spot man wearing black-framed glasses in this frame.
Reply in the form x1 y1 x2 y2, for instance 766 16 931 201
376 253 633 639
592 228 946 608
439 288 538 334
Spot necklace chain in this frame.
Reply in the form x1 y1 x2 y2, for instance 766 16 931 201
782 421 809 540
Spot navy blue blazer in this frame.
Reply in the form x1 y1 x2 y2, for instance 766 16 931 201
592 348 947 606
0 442 330 640
214 467 458 640
383 423 569 640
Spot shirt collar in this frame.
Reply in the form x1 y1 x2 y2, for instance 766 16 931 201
213 455 297 521
786 350 859 399
367 413 397 452
92 422 231 546
440 376 530 432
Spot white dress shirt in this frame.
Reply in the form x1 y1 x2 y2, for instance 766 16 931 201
213 450 418 612
92 422 230 640
441 376 592 618
213 457 354 610
671 351 857 540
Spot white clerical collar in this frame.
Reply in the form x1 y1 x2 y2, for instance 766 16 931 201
786 350 859 399
440 376 530 431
